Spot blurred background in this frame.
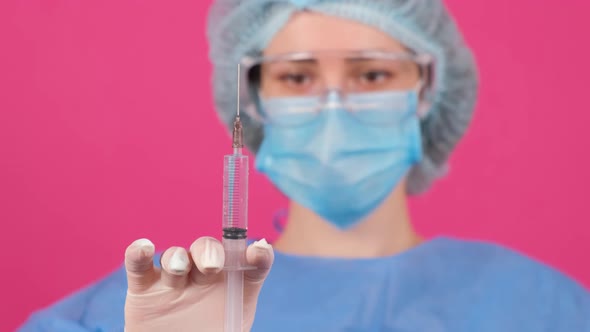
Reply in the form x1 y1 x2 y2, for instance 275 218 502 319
1 0 589 330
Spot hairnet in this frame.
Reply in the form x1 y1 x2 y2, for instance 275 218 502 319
207 0 479 194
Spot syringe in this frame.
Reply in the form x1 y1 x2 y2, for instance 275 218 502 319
222 64 249 332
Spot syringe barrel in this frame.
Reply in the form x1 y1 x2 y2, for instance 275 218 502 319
223 153 248 238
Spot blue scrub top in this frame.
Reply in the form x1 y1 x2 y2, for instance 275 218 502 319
18 237 590 331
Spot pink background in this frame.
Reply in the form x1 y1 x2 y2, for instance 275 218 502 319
1 0 590 330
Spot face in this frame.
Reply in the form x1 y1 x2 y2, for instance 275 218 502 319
252 13 425 228
259 12 421 99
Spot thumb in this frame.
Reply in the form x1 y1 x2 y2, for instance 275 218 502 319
243 239 274 303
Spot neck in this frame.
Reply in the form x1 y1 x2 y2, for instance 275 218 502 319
273 182 422 258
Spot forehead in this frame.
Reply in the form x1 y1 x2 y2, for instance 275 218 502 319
264 12 408 56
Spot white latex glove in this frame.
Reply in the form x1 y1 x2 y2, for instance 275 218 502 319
123 237 274 332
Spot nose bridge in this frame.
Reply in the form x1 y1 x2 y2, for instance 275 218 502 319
320 58 346 91
312 94 348 163
323 89 343 109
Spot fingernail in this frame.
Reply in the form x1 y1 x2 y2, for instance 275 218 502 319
253 238 272 260
169 248 189 274
135 238 155 257
201 239 222 270
253 238 272 249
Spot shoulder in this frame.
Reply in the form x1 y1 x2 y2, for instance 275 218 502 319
428 236 587 288
19 264 129 331
427 237 590 329
430 237 581 281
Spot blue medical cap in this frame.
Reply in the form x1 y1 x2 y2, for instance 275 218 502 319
207 0 479 194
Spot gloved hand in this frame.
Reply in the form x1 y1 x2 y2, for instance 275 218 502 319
123 237 274 332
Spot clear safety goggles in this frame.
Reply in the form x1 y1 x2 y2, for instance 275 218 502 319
239 50 435 126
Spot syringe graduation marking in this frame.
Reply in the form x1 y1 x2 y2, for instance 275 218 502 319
226 159 241 226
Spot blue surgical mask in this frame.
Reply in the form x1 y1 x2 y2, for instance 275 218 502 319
255 90 423 229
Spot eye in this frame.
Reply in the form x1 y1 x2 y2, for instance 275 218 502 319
360 70 393 84
278 73 313 86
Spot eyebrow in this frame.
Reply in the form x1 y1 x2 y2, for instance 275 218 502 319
277 58 380 66
345 57 415 70
345 58 378 63
287 59 317 64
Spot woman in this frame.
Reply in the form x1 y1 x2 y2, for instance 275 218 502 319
19 0 590 331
